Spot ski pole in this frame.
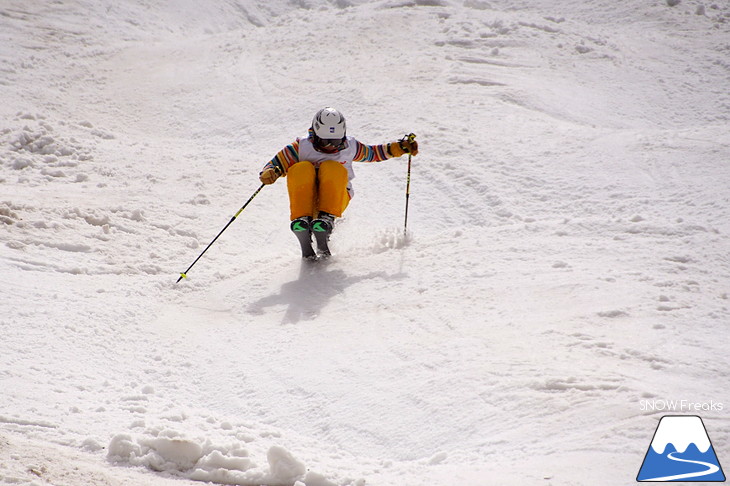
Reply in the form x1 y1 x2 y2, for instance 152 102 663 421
403 133 416 238
177 183 265 283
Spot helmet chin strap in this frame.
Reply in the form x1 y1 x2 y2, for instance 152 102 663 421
313 143 339 154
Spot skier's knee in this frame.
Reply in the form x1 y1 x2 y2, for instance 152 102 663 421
288 160 316 178
319 160 347 176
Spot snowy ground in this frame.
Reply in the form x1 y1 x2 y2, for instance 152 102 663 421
1 0 729 485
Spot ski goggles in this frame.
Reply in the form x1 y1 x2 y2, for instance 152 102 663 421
315 137 347 151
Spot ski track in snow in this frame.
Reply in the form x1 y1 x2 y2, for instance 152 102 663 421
1 0 729 485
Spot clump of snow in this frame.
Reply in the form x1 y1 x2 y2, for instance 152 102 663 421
108 430 307 485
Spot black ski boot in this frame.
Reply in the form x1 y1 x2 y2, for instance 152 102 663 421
311 212 334 258
290 216 316 260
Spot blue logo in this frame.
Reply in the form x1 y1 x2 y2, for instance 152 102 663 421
637 415 725 482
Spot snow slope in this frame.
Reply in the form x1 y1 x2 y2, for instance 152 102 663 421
1 0 729 485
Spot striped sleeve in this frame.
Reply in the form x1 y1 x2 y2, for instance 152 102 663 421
261 139 300 175
352 140 394 162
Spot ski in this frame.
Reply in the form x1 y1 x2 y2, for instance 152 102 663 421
311 217 332 258
290 218 317 260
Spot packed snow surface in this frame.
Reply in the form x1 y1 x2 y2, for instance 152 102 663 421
1 0 729 485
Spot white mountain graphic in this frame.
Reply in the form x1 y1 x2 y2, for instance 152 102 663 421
651 416 711 454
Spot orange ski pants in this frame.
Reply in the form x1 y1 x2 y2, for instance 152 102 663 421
287 160 350 221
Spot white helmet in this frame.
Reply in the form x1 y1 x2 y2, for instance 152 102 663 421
311 107 346 139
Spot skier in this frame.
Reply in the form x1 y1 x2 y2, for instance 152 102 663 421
259 107 418 260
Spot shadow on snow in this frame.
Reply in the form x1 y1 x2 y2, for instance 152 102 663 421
247 260 406 324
